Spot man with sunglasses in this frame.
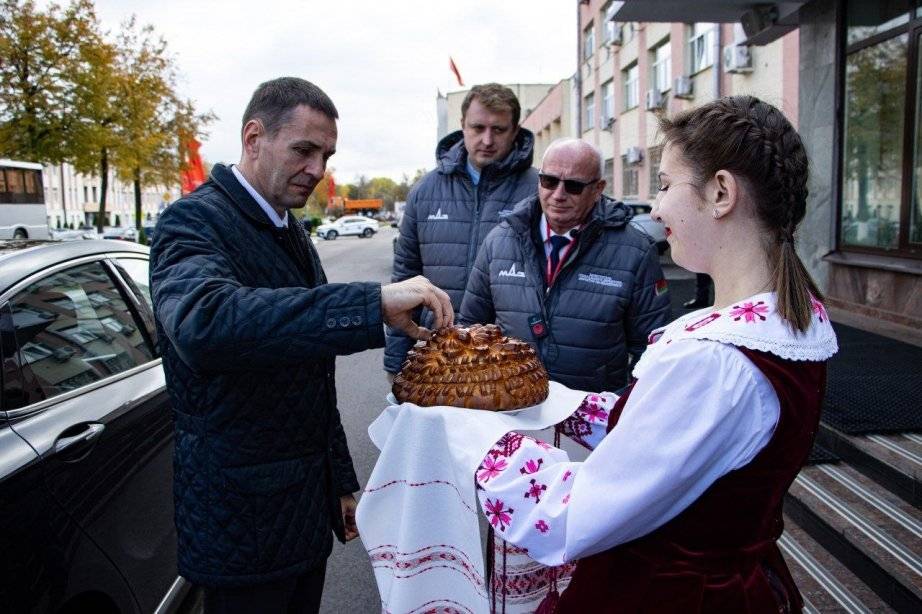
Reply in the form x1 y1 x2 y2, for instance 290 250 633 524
460 138 670 395
386 83 538 380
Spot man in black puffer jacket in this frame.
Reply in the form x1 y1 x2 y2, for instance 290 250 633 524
386 83 539 377
150 78 452 613
460 139 670 393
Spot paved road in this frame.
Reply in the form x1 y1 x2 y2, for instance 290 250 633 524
316 227 399 613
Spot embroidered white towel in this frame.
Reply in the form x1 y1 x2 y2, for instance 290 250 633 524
357 381 586 614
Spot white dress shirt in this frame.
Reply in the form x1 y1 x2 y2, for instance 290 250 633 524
231 164 288 228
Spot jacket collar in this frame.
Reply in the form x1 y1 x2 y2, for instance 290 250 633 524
209 163 277 228
435 128 536 181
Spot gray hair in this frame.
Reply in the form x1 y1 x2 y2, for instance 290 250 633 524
543 138 605 179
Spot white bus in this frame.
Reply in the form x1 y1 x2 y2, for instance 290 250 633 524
0 159 50 240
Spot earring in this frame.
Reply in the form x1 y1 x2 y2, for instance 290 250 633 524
713 209 720 219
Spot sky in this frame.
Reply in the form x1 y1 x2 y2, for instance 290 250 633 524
92 1 577 184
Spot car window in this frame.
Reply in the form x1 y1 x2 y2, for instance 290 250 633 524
3 261 156 409
114 258 152 311
112 257 159 352
0 303 28 410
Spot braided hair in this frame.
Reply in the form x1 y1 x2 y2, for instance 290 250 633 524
658 95 822 332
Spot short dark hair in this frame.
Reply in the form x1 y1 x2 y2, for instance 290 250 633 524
461 83 521 127
242 77 338 137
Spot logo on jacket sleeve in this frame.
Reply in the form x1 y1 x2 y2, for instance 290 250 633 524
427 208 449 220
498 262 526 278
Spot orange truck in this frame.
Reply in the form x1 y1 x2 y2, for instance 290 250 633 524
343 198 383 213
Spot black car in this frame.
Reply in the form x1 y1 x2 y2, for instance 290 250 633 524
0 240 191 613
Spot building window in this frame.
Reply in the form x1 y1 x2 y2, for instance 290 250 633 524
622 155 639 198
583 22 596 60
648 145 663 198
651 39 672 93
584 93 595 130
603 2 618 44
622 22 637 44
601 80 615 127
688 23 715 74
840 1 921 255
603 158 614 195
623 63 639 111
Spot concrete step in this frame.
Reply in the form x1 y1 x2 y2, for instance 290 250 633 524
780 517 892 612
785 463 922 613
816 425 921 508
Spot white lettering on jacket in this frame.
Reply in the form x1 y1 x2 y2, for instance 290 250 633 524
498 263 526 278
578 273 623 288
427 208 449 220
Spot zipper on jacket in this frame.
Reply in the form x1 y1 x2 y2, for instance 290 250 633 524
515 231 553 362
464 178 482 280
537 223 601 363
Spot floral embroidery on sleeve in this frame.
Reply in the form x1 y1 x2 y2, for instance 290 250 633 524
476 431 580 565
524 478 547 503
477 456 508 482
520 458 544 474
484 498 514 531
559 393 617 450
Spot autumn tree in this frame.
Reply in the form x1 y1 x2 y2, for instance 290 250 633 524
67 21 121 234
110 17 173 233
0 0 97 163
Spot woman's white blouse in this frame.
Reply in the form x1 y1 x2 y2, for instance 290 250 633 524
475 292 839 567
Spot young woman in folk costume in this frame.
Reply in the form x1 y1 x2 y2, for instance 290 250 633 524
474 96 838 613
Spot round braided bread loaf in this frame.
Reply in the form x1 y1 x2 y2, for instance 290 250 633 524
392 324 549 411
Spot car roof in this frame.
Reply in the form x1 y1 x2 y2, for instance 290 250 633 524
0 240 149 294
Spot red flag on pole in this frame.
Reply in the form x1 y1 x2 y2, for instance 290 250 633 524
180 138 206 195
327 172 336 201
449 56 464 87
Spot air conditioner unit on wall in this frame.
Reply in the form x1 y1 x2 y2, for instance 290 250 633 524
625 146 643 166
723 44 753 73
645 89 665 110
674 76 693 99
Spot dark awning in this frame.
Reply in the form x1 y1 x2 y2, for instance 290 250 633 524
607 1 808 45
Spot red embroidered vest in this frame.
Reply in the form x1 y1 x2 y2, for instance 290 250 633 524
556 348 827 614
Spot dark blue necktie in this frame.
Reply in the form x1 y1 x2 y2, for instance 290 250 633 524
548 234 571 279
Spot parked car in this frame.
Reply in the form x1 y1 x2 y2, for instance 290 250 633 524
625 202 669 254
49 227 97 241
316 215 378 240
0 240 192 613
142 223 156 242
102 226 138 242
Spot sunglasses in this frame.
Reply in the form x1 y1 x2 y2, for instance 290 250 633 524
538 173 600 195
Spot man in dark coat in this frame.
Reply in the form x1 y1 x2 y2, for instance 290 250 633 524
460 138 670 393
150 77 451 614
385 83 539 378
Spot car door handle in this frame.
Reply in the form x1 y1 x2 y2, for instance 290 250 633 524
54 422 105 455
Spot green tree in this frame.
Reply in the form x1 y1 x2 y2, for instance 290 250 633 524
111 17 174 235
365 176 396 210
58 2 122 233
0 0 97 163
